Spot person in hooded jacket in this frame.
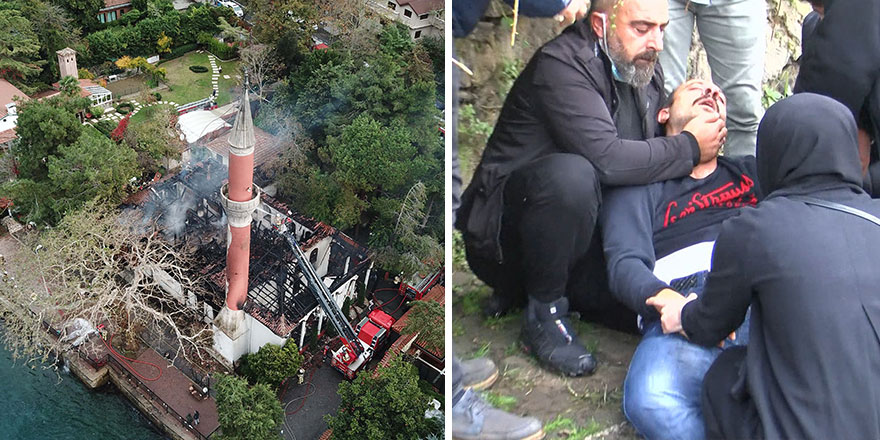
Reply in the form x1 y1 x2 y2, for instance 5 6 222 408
646 93 880 439
795 0 880 194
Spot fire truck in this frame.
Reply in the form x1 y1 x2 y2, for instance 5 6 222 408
283 234 393 379
399 266 444 300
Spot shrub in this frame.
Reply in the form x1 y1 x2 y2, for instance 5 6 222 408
78 68 96 80
89 106 105 118
116 102 133 114
207 39 238 60
152 92 162 101
94 120 116 137
189 65 209 73
238 339 304 391
163 43 197 61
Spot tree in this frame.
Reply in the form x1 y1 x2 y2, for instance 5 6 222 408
156 31 172 53
218 17 248 43
59 75 80 97
13 97 83 181
0 10 45 90
326 359 439 439
60 0 103 32
123 106 182 174
400 300 444 354
19 0 82 87
0 201 215 365
240 44 281 102
47 126 139 214
248 0 317 47
238 339 304 391
215 374 283 440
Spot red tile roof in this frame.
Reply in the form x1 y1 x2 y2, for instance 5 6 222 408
102 0 131 9
0 79 28 119
318 429 332 440
202 125 283 168
0 128 17 145
391 284 444 333
398 0 443 15
391 285 444 359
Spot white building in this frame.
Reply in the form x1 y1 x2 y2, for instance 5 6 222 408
367 0 444 40
0 79 29 149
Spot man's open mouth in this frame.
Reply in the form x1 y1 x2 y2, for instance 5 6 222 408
694 96 718 112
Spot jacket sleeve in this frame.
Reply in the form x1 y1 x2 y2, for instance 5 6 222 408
532 56 698 186
681 216 754 347
601 185 669 318
793 0 880 119
503 0 569 17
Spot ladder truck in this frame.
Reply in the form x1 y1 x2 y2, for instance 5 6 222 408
283 233 393 379
399 266 444 300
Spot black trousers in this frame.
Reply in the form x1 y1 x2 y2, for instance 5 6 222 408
702 345 762 440
466 153 637 332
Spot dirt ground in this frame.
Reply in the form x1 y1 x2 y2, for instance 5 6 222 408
453 269 641 440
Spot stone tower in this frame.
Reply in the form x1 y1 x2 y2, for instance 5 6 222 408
57 47 78 80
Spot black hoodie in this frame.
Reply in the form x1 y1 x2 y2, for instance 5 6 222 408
681 94 880 439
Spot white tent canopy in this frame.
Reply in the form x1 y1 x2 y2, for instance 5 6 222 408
177 110 231 144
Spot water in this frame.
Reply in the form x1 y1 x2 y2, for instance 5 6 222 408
0 343 167 440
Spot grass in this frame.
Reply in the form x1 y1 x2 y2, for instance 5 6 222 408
471 341 491 359
452 321 466 338
156 51 240 107
483 391 518 412
484 310 520 330
544 415 603 439
455 286 489 316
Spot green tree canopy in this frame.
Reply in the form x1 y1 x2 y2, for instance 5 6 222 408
326 359 439 439
58 0 102 33
239 339 304 391
13 97 84 180
400 300 444 354
47 126 138 213
215 373 283 440
0 10 45 90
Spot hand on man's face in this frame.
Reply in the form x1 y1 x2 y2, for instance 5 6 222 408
683 109 727 163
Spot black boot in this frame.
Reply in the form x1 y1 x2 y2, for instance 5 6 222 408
520 296 596 377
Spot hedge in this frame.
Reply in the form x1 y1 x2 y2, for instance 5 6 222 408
116 102 134 114
207 39 238 61
162 43 197 61
189 65 209 73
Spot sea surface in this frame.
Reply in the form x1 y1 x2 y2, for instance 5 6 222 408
0 341 167 440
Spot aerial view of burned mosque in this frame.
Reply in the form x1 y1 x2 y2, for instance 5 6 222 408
120 84 435 376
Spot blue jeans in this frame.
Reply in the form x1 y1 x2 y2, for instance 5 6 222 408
623 273 749 440
659 0 766 157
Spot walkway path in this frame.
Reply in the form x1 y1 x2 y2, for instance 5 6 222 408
115 346 220 439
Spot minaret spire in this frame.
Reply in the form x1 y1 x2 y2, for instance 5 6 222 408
215 77 261 362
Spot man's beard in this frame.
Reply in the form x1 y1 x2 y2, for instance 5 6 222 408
607 34 658 88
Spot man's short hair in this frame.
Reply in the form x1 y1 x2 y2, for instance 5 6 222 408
588 0 617 16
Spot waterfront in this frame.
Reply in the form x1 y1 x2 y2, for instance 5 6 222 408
0 342 167 440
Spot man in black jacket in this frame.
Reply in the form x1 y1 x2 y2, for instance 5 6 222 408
795 0 880 193
648 94 880 439
602 79 759 440
457 0 726 376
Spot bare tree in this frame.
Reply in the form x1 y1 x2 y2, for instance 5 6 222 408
240 43 281 103
0 201 214 368
314 0 381 55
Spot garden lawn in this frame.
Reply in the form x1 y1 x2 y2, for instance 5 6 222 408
157 51 240 107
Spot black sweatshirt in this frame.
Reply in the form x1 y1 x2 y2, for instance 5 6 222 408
682 94 880 440
601 156 759 319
